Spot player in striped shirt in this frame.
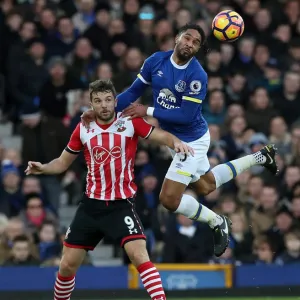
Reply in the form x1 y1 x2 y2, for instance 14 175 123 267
25 79 193 300
81 24 279 257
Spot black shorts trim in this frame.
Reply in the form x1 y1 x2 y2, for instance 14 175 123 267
120 234 146 247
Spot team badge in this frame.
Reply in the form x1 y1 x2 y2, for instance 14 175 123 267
115 120 126 132
190 80 201 93
175 80 186 92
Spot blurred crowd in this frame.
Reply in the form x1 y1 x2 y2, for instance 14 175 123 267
0 0 300 267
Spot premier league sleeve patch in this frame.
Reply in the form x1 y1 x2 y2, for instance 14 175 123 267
190 80 202 93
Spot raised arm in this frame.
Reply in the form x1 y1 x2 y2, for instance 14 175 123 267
25 123 83 175
116 79 148 111
131 118 193 156
116 54 154 111
148 127 193 155
25 150 78 175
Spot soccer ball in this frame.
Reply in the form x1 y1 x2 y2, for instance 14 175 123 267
212 10 244 42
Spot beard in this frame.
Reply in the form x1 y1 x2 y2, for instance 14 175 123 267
176 46 194 62
96 110 115 122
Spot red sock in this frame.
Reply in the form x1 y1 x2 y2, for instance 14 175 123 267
54 273 75 300
137 261 166 300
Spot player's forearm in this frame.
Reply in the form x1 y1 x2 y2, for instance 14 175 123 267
116 79 147 111
41 158 69 175
149 128 180 150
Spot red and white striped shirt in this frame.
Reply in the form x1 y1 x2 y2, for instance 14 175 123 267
66 113 154 201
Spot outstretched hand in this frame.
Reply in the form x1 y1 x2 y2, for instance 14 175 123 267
174 141 194 157
25 161 44 175
81 109 96 128
122 104 147 120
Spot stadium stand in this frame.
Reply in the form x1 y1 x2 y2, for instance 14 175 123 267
0 0 300 268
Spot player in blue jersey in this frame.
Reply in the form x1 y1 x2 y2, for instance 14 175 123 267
81 24 278 257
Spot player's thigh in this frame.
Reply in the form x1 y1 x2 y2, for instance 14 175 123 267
59 245 87 274
124 239 149 267
64 202 104 251
101 200 146 248
165 131 210 186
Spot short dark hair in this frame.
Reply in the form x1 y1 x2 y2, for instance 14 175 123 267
89 79 117 100
39 220 56 232
13 234 30 244
25 192 41 203
178 23 207 49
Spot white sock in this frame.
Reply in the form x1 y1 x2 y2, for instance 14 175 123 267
211 152 266 189
175 194 223 228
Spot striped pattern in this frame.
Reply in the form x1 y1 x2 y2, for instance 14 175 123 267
182 96 202 103
67 115 153 201
54 273 75 300
138 262 166 300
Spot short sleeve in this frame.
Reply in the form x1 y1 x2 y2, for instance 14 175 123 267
132 118 154 139
182 71 207 105
137 54 154 85
66 123 83 154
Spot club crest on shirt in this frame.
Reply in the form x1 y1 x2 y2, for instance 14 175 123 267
115 119 126 132
190 80 201 93
175 80 186 92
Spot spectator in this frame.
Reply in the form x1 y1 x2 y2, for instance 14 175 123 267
225 72 248 106
2 148 24 176
0 218 25 264
230 211 253 263
222 116 247 160
21 106 69 209
291 196 300 222
39 56 84 119
36 221 61 262
276 231 300 264
2 234 39 266
246 87 278 135
8 38 48 117
18 193 58 234
269 116 291 157
162 214 213 263
272 71 300 126
203 89 227 125
113 47 144 92
66 37 99 85
281 165 300 200
72 0 96 34
250 185 279 236
0 160 23 217
253 235 276 265
48 16 79 58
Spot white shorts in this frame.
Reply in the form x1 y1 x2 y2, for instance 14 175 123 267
165 130 211 186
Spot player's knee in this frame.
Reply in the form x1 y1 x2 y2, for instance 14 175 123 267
200 182 215 195
159 190 181 212
59 256 80 276
125 240 149 267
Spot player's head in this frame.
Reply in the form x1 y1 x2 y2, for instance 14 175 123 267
89 79 117 123
174 23 207 61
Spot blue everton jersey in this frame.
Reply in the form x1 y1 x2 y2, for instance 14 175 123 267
138 50 208 142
